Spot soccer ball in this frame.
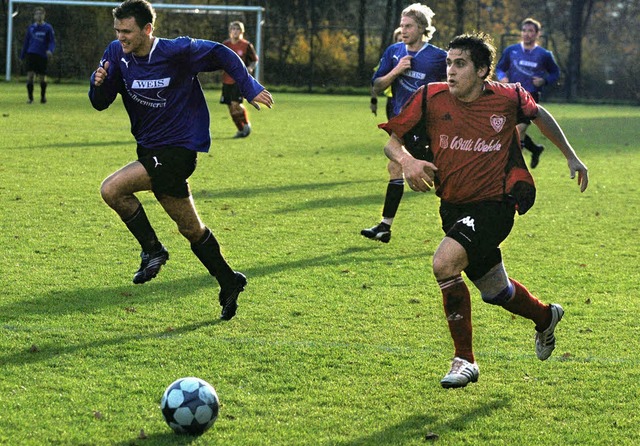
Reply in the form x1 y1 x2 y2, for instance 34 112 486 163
160 377 219 435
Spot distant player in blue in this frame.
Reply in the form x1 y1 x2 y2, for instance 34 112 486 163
89 0 273 320
20 7 55 104
361 3 446 243
496 18 560 168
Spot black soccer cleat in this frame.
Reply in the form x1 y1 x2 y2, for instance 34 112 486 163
132 246 169 284
361 222 391 243
219 272 247 320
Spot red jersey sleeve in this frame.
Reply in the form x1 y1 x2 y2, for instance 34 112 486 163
515 82 539 122
378 86 425 139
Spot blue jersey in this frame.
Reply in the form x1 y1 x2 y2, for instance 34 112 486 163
89 37 265 152
495 43 560 96
373 42 446 117
20 22 55 59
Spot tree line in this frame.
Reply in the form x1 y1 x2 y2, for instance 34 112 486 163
2 0 638 103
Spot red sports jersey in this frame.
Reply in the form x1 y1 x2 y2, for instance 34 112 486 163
380 81 538 204
221 38 258 85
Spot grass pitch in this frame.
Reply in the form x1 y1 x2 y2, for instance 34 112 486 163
1 83 639 445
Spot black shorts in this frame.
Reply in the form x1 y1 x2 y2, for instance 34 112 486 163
439 200 516 281
137 145 197 199
24 53 48 75
220 83 244 105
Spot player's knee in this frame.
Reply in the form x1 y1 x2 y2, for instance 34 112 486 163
432 256 457 281
100 178 117 205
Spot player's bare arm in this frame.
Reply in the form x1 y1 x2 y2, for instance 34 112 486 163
93 61 110 86
384 133 437 192
249 89 274 110
534 105 589 192
373 56 413 95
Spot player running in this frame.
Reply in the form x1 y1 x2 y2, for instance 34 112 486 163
495 18 560 168
220 21 259 138
380 32 588 388
89 0 273 320
361 3 446 243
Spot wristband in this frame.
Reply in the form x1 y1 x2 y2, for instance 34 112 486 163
370 97 378 105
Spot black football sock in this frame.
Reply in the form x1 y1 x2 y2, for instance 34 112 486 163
40 81 47 100
123 205 162 253
524 134 538 152
27 82 34 101
381 179 404 221
191 228 235 287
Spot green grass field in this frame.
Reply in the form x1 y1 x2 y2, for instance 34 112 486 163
1 83 639 445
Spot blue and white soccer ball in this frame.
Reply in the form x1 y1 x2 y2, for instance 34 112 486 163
160 377 219 435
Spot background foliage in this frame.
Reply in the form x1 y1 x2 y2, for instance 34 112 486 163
2 0 640 102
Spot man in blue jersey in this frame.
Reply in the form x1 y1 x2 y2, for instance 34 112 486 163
89 0 273 320
20 7 55 104
361 3 446 243
495 18 560 168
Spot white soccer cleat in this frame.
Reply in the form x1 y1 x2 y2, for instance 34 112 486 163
535 303 564 360
440 357 479 389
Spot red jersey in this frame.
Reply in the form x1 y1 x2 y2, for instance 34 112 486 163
380 81 538 204
221 38 258 85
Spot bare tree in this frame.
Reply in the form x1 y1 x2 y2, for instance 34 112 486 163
357 0 367 83
566 0 595 101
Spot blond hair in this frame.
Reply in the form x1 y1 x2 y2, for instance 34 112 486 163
402 3 436 41
229 21 245 34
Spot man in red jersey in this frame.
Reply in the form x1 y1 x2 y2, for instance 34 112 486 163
220 21 258 138
380 33 588 389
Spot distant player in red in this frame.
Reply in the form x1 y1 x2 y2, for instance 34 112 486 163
380 33 588 389
221 21 258 138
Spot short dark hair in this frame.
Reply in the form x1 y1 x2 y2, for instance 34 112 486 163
448 32 496 80
113 0 156 30
521 17 541 33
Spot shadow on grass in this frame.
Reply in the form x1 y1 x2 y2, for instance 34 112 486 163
112 431 200 446
335 396 510 445
0 274 217 321
191 179 381 200
0 246 387 323
5 140 133 150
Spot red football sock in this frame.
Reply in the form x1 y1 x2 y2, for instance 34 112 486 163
503 279 551 331
439 275 474 363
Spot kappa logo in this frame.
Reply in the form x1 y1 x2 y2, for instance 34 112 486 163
153 156 162 168
458 216 476 231
490 114 506 133
441 112 453 121
121 57 130 68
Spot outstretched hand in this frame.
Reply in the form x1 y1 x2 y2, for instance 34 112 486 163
94 61 109 86
568 157 589 192
250 89 274 110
